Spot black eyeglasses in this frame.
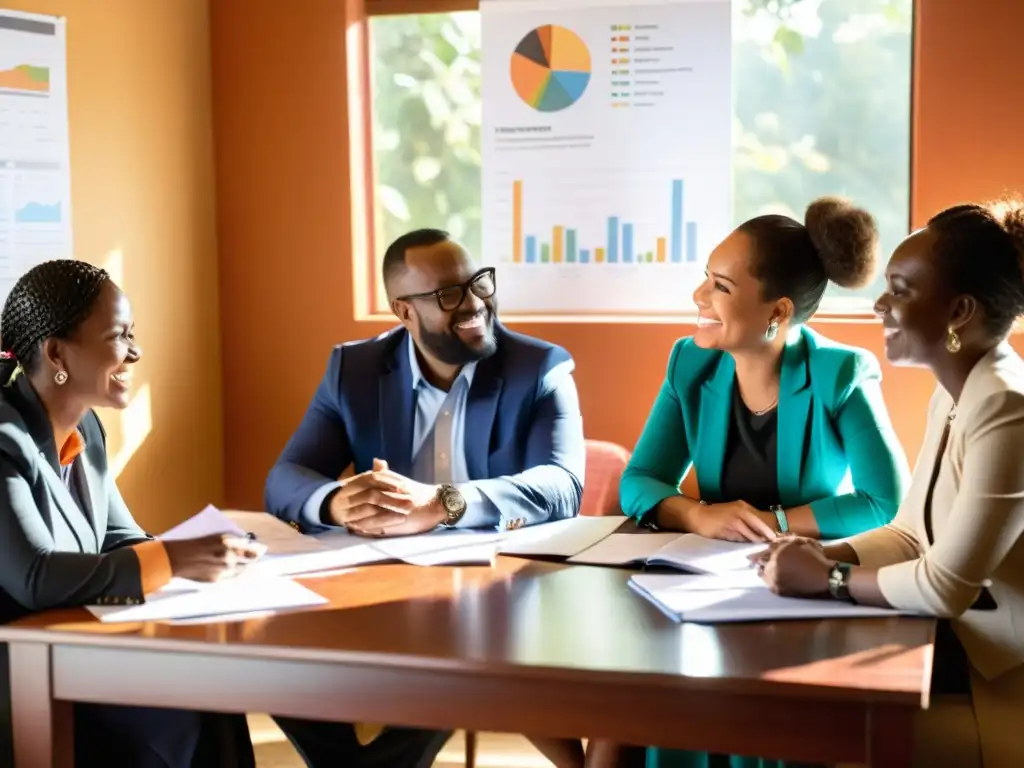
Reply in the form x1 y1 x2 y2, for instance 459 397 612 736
395 268 496 312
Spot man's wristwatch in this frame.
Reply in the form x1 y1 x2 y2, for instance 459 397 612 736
437 484 467 527
827 561 853 601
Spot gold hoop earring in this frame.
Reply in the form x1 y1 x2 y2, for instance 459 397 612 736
946 327 962 354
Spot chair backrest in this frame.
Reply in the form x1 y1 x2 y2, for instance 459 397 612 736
580 439 631 517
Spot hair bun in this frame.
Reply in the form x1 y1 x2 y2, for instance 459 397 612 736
804 196 879 289
992 198 1024 265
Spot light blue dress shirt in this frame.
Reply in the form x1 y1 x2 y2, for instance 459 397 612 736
406 335 498 529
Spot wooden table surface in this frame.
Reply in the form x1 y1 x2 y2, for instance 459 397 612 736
0 556 935 767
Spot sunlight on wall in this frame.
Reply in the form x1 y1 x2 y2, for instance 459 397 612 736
102 247 125 287
107 382 153 479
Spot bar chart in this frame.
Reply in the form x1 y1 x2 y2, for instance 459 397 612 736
509 178 699 265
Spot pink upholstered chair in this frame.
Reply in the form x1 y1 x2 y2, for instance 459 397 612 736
580 439 631 517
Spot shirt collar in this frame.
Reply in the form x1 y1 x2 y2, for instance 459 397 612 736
407 333 477 391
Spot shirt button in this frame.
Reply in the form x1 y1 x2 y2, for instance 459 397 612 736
443 410 451 417
439 453 448 462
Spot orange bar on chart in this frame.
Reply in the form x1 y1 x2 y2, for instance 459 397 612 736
656 237 666 262
553 226 564 263
595 247 605 263
513 181 523 263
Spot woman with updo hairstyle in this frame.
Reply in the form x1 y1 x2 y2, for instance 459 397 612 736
549 200 911 768
759 199 1024 766
0 260 263 766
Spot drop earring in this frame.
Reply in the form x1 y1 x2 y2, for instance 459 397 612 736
765 319 780 341
54 370 68 385
946 327 962 354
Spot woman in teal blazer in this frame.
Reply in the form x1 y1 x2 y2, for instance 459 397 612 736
609 198 910 768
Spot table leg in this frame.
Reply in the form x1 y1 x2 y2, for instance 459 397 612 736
866 703 913 767
9 642 72 768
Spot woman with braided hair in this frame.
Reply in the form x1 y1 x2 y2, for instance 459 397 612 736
0 260 262 766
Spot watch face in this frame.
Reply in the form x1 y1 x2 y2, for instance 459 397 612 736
440 485 467 516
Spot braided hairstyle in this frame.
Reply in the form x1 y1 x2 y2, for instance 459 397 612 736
0 260 110 383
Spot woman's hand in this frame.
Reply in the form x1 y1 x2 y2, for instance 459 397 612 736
756 537 833 596
162 534 266 582
689 500 777 542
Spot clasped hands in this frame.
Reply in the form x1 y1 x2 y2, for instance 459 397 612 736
326 459 446 537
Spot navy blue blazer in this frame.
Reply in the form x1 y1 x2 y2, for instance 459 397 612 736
265 324 586 533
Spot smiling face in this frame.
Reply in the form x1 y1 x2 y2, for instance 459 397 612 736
874 228 956 368
390 239 498 366
45 280 143 409
691 229 790 351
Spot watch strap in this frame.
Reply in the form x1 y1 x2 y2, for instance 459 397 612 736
828 562 853 601
769 504 789 533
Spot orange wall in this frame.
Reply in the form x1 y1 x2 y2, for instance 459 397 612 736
7 0 224 531
211 0 1024 509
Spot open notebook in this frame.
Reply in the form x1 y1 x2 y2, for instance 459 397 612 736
569 532 768 575
629 572 912 623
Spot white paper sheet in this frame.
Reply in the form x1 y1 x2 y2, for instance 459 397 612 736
86 576 328 623
159 505 245 542
224 511 326 556
567 532 681 565
499 516 626 557
646 534 767 575
372 529 503 564
629 573 909 623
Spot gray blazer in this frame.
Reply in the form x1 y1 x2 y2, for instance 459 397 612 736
0 374 151 624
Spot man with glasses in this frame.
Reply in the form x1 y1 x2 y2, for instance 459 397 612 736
267 226 584 539
263 228 585 768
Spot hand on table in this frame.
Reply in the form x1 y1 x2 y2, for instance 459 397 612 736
751 536 832 597
344 459 446 538
690 500 777 542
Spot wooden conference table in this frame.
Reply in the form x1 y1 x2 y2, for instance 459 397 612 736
0 527 935 768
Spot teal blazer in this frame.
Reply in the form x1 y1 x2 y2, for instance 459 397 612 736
620 327 909 539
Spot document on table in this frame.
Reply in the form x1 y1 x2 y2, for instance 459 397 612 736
569 532 766 575
85 575 328 624
253 528 503 576
159 505 246 541
567 532 681 566
629 572 911 623
498 516 625 558
224 510 327 556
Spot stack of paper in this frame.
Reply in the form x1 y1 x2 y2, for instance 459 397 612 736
498 516 625 558
569 532 767 575
86 575 328 624
629 572 911 623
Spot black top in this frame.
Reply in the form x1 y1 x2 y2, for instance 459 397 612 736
719 383 781 510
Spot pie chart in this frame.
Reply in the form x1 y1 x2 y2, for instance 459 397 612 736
511 25 592 112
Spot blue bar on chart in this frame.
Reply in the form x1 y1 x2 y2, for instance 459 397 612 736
580 248 590 263
566 229 577 263
671 180 683 263
525 236 537 264
607 217 619 263
623 223 634 263
686 221 698 263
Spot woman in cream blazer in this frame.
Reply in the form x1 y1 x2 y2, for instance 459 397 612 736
757 200 1024 767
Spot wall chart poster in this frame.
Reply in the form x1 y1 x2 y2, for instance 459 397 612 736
481 0 731 316
0 9 72 307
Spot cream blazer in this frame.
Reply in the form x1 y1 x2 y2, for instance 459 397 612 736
849 342 1024 765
